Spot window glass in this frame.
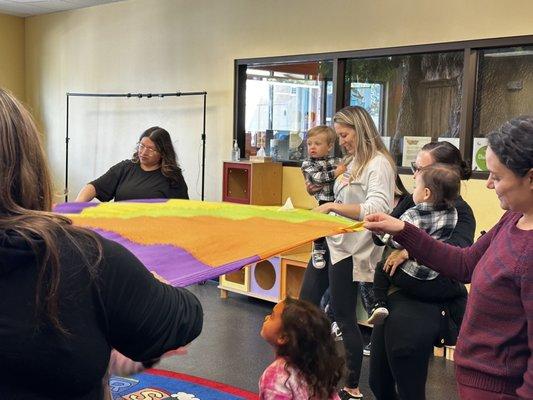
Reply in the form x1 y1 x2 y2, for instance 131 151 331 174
345 52 464 167
472 46 533 171
349 82 383 130
244 61 332 161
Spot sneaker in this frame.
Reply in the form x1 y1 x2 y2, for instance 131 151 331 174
367 302 389 325
338 388 364 399
363 342 371 356
331 321 343 341
312 250 326 269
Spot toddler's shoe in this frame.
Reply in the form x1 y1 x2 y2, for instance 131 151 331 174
311 249 327 269
339 388 363 399
367 302 389 325
331 321 343 341
363 342 371 356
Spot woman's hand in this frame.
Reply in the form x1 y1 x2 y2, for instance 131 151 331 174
364 213 405 235
306 181 323 195
162 347 188 357
151 271 170 284
314 202 334 214
334 163 347 177
383 249 409 276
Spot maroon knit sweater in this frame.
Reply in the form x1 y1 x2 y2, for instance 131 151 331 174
394 211 533 398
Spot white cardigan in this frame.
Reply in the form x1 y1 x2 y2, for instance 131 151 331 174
326 153 395 282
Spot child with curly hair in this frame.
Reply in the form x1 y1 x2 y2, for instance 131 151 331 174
259 297 345 399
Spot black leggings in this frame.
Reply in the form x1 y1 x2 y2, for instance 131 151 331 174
299 248 363 388
369 291 442 400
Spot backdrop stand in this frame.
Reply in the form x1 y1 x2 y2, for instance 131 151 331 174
64 90 207 202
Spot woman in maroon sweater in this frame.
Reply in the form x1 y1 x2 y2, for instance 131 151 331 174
365 116 533 400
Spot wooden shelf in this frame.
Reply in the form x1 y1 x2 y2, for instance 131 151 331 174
281 255 308 299
222 161 283 205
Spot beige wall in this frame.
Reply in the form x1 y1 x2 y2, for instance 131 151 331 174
23 0 532 229
0 13 25 100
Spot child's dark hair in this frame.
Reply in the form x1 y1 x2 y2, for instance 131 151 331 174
277 297 344 399
418 163 461 210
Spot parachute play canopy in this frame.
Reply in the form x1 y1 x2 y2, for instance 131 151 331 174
54 199 363 287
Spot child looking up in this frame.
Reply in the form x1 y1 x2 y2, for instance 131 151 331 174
368 163 463 325
301 125 346 268
259 297 344 400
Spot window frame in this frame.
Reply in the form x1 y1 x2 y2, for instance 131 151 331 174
234 34 533 176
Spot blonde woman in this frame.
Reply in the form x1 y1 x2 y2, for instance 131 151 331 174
300 106 395 400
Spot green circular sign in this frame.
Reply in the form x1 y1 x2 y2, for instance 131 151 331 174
476 145 487 171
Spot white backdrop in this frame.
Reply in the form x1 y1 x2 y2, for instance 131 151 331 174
65 94 206 201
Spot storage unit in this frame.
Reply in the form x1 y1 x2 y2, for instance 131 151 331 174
219 159 285 300
249 257 282 302
222 161 283 205
219 244 311 302
219 268 249 293
280 252 308 299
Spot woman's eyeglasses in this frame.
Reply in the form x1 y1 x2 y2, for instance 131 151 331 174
410 162 420 174
137 143 159 155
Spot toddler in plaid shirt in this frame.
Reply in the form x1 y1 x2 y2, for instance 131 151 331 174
301 125 346 268
368 163 461 325
259 297 344 399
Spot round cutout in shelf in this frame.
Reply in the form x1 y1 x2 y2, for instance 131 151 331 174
254 260 276 291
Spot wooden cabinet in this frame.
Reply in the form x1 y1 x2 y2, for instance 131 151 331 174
280 253 308 299
219 160 285 300
222 161 283 205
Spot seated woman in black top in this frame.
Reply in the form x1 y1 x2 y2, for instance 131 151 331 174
76 126 189 202
0 89 203 399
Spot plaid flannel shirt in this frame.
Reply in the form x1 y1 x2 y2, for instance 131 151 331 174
384 202 458 280
301 156 336 202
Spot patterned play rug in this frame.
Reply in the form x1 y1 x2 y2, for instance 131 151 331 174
109 369 258 400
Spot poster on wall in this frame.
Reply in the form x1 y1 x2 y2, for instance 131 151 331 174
472 137 489 171
438 137 460 150
402 136 432 167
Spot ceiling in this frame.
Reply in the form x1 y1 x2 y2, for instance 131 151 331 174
0 0 125 17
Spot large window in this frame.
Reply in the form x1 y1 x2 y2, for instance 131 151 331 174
243 62 333 161
234 35 533 174
472 45 533 171
345 53 463 166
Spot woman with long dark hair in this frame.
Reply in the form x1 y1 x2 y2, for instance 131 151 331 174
0 88 203 399
76 126 188 201
368 140 476 400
